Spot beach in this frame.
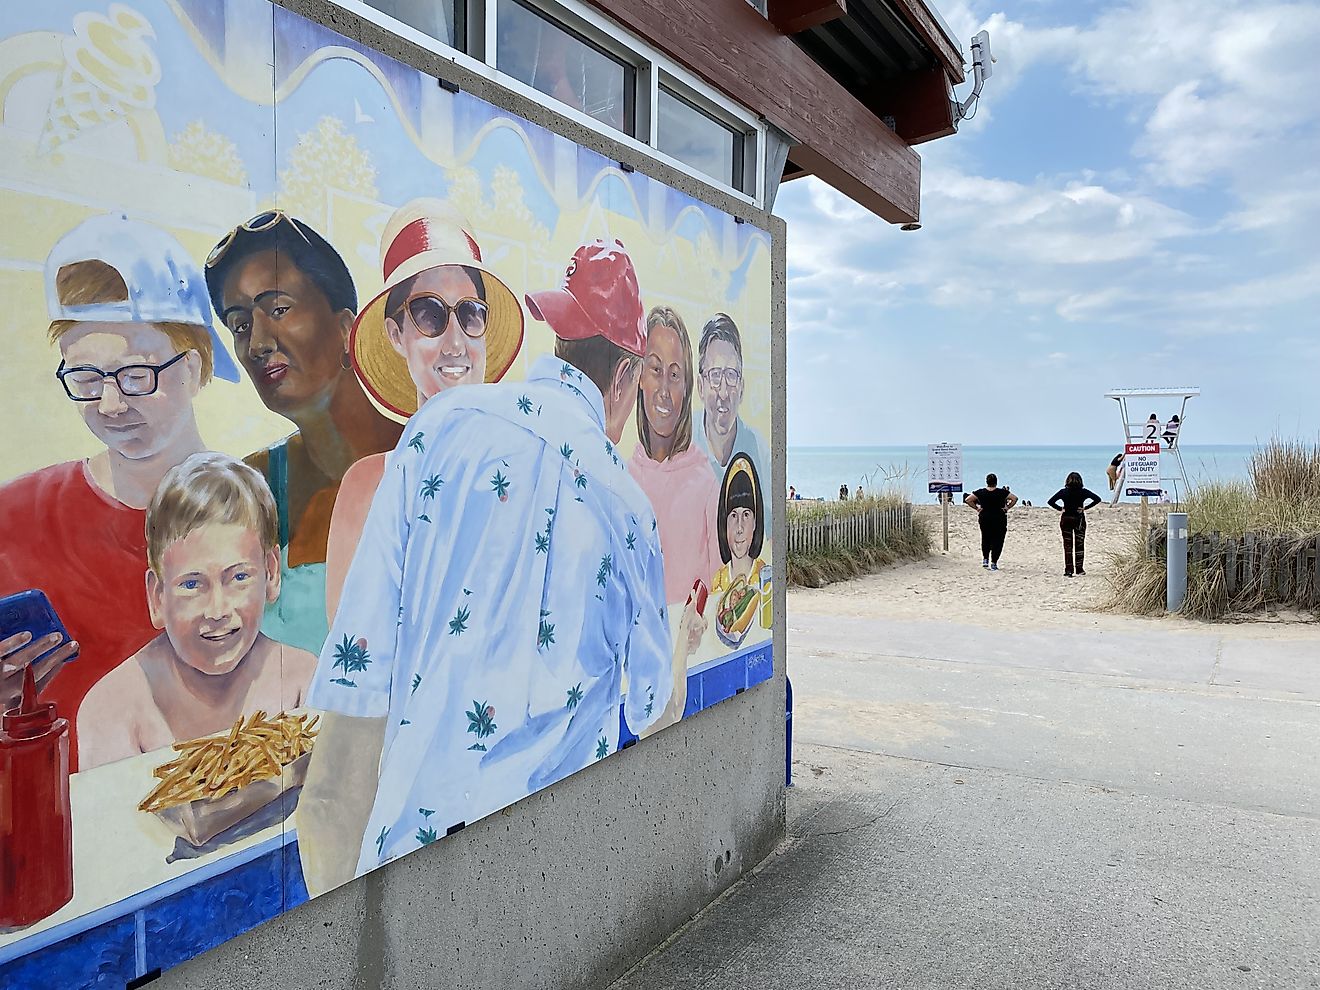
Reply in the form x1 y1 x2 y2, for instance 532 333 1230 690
792 501 1317 633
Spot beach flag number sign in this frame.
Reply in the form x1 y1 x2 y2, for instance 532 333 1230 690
1124 442 1162 497
928 442 964 494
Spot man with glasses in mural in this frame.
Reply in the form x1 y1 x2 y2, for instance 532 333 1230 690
297 238 703 894
0 214 239 767
694 313 769 524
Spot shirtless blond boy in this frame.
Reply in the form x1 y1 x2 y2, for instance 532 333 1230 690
78 452 316 770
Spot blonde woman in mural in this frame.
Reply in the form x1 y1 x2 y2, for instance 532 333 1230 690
628 307 721 606
204 213 402 655
0 214 240 769
77 453 316 770
322 199 525 620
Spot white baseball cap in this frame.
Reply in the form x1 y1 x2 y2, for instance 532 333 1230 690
44 213 240 382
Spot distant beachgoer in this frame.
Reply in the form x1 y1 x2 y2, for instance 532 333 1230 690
1163 415 1181 448
1145 413 1160 442
1106 452 1124 491
787 485 796 500
854 486 863 500
839 484 849 501
964 473 1017 570
1048 472 1102 577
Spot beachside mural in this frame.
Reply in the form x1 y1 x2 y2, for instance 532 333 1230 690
0 1 773 985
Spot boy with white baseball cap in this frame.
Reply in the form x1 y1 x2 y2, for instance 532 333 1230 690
0 213 238 768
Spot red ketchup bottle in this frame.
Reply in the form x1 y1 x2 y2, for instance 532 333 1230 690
0 667 74 928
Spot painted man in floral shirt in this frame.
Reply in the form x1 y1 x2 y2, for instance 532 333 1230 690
298 240 703 894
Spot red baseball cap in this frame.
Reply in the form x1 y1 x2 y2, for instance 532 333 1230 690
525 239 645 357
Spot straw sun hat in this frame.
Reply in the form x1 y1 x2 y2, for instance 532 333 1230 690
350 199 524 422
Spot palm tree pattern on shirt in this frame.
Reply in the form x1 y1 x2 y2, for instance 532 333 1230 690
449 606 470 636
467 700 497 751
330 634 370 687
566 683 583 710
408 432 425 453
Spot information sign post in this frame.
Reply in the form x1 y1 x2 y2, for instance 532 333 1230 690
928 443 964 553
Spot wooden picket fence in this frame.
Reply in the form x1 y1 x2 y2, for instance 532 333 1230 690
787 502 914 556
1147 526 1320 606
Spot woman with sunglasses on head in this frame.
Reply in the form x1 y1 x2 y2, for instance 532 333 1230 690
205 212 402 655
323 199 524 620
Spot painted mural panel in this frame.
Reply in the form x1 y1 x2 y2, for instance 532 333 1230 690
0 1 773 983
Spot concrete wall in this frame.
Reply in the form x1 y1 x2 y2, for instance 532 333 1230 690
158 3 789 988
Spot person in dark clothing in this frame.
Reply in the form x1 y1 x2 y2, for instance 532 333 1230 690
1048 472 1102 577
964 473 1017 570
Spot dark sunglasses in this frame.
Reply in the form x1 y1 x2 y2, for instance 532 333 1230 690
394 292 489 340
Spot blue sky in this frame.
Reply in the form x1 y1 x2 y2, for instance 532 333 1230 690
776 0 1320 446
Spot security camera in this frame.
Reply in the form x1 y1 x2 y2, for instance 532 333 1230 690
953 30 995 126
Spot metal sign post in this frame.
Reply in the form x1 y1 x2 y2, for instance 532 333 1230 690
928 443 963 553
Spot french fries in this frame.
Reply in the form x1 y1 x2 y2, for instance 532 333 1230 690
138 711 319 813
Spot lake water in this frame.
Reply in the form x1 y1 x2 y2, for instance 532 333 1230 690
787 445 1258 505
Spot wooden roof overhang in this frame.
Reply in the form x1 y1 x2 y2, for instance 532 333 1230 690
584 0 965 223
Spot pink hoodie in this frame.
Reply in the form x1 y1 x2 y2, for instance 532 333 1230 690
628 444 721 605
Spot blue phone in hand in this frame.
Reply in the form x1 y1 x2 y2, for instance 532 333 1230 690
0 590 77 663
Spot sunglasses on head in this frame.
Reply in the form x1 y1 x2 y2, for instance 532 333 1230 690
392 292 489 340
206 210 312 269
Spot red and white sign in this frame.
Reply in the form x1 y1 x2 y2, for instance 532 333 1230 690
1124 442 1161 497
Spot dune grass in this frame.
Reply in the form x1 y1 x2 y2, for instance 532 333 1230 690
1103 438 1320 619
786 495 931 588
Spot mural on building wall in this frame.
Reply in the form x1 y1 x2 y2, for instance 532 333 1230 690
0 0 773 984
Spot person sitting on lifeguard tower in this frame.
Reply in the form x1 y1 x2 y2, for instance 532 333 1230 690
1162 415 1181 448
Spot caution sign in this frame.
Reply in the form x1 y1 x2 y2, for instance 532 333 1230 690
1124 442 1161 497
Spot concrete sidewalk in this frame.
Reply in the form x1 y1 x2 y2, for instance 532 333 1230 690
608 614 1320 989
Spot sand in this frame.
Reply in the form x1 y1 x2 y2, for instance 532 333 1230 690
789 502 1320 638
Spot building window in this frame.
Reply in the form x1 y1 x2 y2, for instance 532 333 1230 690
361 0 464 48
657 85 746 190
495 0 635 136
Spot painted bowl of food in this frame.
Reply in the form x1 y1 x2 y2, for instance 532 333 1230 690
715 574 761 648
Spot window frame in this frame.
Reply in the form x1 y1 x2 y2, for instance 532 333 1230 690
333 0 766 205
490 0 640 139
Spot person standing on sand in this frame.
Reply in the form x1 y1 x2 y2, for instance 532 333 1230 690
964 473 1017 570
1048 472 1102 577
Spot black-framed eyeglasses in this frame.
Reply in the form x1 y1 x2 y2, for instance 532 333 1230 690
394 292 489 340
56 352 187 401
701 367 742 390
206 210 313 270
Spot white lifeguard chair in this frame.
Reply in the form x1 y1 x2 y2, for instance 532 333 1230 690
1104 387 1200 504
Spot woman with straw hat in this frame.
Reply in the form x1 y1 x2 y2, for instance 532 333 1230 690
324 199 524 618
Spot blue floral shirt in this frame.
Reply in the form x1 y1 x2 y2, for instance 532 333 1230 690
306 355 673 873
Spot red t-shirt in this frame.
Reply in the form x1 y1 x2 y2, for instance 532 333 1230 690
0 461 156 771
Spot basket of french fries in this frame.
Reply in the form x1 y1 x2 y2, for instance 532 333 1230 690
139 711 319 847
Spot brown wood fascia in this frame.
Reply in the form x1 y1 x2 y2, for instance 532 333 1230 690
768 0 848 35
887 0 965 85
583 0 921 222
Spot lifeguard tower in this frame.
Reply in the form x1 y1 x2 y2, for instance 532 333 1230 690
1104 387 1201 504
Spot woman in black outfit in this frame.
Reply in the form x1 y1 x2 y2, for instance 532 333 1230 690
964 473 1017 570
1048 472 1102 577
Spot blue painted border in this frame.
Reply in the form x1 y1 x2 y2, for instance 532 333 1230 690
0 642 774 986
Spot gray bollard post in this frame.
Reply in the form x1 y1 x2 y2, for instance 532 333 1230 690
1167 511 1189 612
